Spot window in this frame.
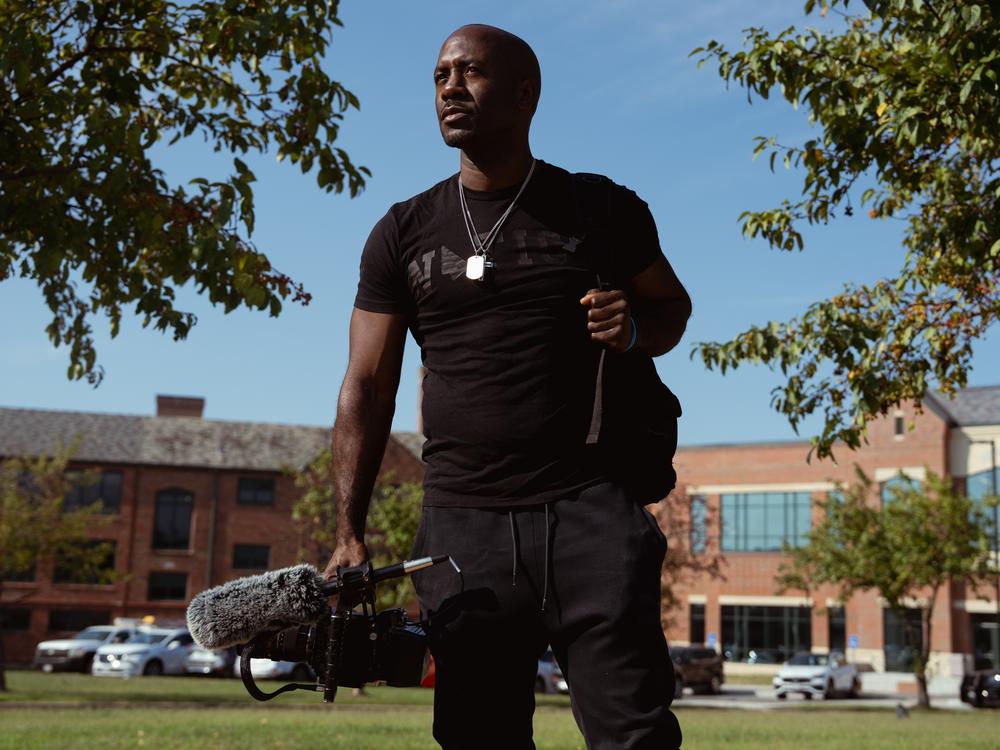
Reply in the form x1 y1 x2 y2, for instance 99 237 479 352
880 475 922 505
721 492 812 551
690 603 706 645
2 562 36 582
968 468 1000 550
48 609 111 632
721 605 811 663
153 489 193 550
883 608 924 672
828 606 846 653
64 471 123 514
232 544 270 570
1 609 31 631
690 496 707 554
894 415 905 438
237 477 275 506
53 540 116 584
970 613 1000 671
148 572 188 601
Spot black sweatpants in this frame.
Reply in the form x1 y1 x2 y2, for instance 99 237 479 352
410 482 682 750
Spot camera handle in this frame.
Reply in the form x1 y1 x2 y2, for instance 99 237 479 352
321 561 377 703
239 634 319 701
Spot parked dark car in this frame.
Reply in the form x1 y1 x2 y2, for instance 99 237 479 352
961 669 1000 708
670 646 724 698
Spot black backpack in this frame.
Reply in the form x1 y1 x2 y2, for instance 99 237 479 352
572 172 682 504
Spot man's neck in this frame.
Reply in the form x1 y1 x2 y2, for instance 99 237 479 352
459 147 535 192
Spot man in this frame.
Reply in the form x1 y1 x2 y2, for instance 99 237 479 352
324 23 691 750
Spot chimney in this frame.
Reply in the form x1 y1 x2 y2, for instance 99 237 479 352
156 395 205 418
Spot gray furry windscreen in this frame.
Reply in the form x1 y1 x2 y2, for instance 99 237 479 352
186 564 330 649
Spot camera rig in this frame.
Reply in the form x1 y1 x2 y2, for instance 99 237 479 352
238 555 457 704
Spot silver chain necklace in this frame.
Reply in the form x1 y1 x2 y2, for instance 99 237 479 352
458 159 537 281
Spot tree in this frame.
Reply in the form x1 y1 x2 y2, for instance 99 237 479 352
291 450 423 612
776 468 995 708
692 1 1000 459
0 443 117 692
650 493 725 630
1 0 368 384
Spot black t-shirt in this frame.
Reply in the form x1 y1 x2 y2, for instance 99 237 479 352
355 160 666 507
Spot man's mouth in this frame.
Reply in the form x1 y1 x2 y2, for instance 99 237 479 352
441 106 472 124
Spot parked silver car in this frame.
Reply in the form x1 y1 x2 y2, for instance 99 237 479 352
185 646 237 676
536 648 568 694
92 628 194 677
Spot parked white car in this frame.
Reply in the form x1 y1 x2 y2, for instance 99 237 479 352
773 651 861 700
233 656 315 682
92 628 194 677
34 625 134 673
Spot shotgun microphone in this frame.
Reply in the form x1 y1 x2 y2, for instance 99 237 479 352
186 556 455 650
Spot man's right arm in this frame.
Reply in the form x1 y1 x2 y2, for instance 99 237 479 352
322 308 408 581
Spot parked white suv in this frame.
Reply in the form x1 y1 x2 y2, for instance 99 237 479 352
92 628 194 677
34 625 134 673
773 651 861 700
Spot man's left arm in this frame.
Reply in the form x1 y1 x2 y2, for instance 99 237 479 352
581 255 692 357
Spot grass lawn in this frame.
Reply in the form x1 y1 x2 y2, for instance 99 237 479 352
2 672 999 749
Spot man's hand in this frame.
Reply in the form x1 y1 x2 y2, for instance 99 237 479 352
322 538 370 582
581 288 633 352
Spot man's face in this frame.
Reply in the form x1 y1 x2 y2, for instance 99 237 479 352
434 31 522 150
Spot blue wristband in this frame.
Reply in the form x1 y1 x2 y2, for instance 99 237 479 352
624 317 638 352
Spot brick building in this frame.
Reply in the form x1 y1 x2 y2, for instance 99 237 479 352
2 387 999 677
662 386 1000 678
0 395 424 666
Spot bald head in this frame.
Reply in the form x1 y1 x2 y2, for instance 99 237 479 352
442 24 541 112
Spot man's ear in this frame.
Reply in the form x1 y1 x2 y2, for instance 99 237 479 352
517 79 538 113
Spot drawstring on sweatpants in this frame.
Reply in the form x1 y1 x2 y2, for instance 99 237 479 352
508 506 552 613
541 504 550 613
509 511 519 589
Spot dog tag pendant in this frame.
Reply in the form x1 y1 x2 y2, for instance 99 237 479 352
466 255 485 280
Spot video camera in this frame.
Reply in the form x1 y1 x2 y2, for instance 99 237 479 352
239 557 454 703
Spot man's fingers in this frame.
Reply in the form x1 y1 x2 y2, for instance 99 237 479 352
580 289 625 307
588 317 625 333
587 299 628 322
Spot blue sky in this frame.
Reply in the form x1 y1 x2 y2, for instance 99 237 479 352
3 0 997 449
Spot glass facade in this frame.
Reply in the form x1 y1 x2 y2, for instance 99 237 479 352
879 475 922 504
828 606 846 653
153 489 194 550
967 467 1000 550
721 492 811 551
690 495 707 554
689 603 706 645
883 608 924 672
970 613 1000 671
721 605 811 663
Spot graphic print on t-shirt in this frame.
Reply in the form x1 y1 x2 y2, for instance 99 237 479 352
406 229 585 294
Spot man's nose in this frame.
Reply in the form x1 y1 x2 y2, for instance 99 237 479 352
441 72 467 99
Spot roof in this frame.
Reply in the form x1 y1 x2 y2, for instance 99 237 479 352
0 406 423 471
925 386 1000 427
